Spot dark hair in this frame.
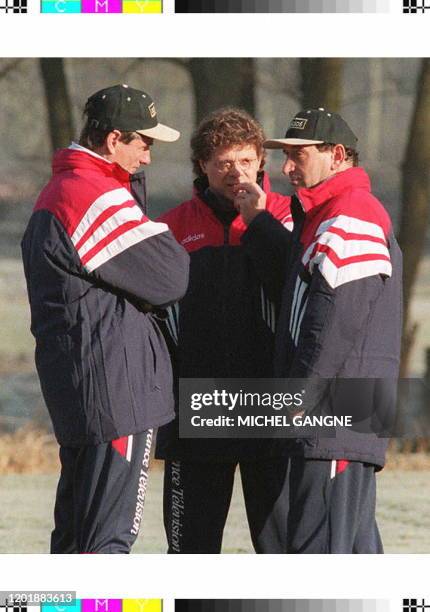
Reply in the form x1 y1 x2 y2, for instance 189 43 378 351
79 101 139 150
316 142 359 167
191 107 266 177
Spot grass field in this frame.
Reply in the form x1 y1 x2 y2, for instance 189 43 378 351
1 465 430 554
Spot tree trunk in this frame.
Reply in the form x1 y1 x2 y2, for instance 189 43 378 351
398 58 430 376
366 59 383 164
189 59 256 125
300 58 343 112
39 58 74 152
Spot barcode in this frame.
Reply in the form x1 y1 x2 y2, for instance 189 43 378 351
403 600 430 612
403 0 430 12
0 0 27 12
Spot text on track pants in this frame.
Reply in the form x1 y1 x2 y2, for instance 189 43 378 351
163 457 290 553
51 429 153 554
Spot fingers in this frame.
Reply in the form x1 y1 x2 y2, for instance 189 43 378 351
233 181 267 226
234 181 265 196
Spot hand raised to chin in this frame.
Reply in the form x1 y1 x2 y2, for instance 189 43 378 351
233 182 267 226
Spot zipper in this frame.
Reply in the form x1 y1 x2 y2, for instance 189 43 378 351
223 224 229 245
222 222 230 372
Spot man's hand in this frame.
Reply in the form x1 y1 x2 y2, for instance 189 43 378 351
234 182 267 226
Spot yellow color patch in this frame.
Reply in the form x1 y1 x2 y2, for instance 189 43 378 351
122 601 162 612
122 0 161 11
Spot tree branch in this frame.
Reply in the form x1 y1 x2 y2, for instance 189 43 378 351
0 58 27 80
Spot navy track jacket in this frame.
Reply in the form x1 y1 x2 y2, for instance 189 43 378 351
155 174 293 461
242 167 403 468
21 144 190 447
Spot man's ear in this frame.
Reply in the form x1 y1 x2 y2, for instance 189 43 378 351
105 130 122 155
199 160 207 175
257 154 264 171
332 144 346 169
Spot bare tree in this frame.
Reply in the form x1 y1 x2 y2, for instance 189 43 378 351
39 58 74 152
366 59 384 164
0 59 26 80
188 59 256 124
398 58 430 375
300 59 343 111
127 58 256 126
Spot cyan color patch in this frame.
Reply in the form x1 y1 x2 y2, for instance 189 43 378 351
41 601 82 612
41 0 81 11
81 601 122 612
40 0 161 11
81 0 122 11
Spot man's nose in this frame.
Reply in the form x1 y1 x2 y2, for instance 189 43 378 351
141 150 151 165
228 162 242 176
282 158 294 176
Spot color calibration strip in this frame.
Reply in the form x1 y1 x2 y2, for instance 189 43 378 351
2 601 162 612
41 0 161 11
175 602 391 612
175 0 389 12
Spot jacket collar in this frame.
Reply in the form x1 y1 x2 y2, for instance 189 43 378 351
52 143 131 184
296 167 371 213
192 171 270 227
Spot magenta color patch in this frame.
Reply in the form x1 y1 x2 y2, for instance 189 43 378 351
81 0 121 11
81 601 122 612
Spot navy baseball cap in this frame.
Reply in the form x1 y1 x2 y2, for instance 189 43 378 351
264 108 358 149
85 84 180 143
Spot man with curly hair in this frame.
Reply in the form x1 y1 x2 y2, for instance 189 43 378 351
155 107 293 553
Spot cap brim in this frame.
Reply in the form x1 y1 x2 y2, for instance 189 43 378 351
137 122 180 143
264 138 324 149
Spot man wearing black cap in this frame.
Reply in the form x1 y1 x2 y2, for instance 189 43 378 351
21 84 190 553
236 108 402 553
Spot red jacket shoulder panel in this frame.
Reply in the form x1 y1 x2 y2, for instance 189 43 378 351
34 148 135 238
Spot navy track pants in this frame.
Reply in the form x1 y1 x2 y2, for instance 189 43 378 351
51 429 153 554
287 457 383 554
163 457 290 554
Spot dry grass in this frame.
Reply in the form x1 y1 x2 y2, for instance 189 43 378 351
0 426 59 474
1 428 430 475
385 449 430 470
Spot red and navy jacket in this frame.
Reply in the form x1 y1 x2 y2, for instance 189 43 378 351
21 144 190 447
155 173 292 461
243 167 403 468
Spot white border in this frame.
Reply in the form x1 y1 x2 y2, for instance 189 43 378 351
1 0 429 598
1 554 428 597
0 0 429 56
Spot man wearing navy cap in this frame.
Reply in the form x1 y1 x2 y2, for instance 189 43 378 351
236 108 402 553
21 84 189 553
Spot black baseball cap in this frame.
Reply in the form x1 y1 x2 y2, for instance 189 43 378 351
264 108 358 149
85 84 180 143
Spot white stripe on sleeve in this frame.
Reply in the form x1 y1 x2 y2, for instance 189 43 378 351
71 188 133 245
84 220 168 272
319 257 393 289
315 214 387 241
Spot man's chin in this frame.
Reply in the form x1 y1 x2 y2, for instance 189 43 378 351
222 190 236 201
